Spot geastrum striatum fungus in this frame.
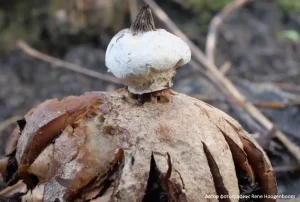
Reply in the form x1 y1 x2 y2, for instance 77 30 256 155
0 5 277 202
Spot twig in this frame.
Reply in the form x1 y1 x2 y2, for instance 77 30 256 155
16 40 123 85
145 0 300 162
0 116 21 134
254 101 300 109
206 61 231 96
274 165 300 173
191 94 300 110
128 0 139 23
219 61 232 75
254 102 287 109
206 0 251 65
274 82 300 95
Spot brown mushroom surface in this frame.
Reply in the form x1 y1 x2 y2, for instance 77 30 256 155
0 89 277 202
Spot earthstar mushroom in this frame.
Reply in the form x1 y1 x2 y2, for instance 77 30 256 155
0 4 277 202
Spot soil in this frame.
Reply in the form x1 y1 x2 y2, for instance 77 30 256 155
0 0 299 198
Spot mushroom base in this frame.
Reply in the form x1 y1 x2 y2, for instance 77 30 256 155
0 89 277 202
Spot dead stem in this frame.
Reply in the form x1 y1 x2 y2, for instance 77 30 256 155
16 40 123 85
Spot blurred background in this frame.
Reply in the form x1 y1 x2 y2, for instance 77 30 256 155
0 0 299 198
